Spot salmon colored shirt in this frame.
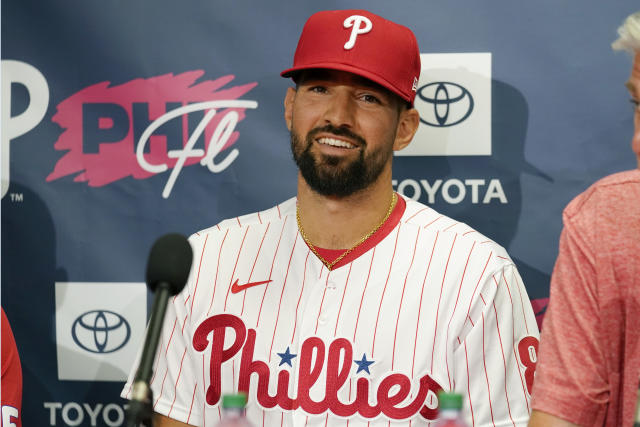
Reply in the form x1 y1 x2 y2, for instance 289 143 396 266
531 169 640 426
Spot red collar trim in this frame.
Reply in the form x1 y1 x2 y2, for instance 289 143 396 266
311 195 406 270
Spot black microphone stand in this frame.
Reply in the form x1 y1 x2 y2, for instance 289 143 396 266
126 282 172 427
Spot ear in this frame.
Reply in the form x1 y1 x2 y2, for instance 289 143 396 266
393 107 420 151
284 87 297 131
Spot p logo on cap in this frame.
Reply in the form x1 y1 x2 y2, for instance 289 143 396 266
281 9 422 106
343 15 372 50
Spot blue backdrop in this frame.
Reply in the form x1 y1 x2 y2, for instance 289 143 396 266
2 1 638 425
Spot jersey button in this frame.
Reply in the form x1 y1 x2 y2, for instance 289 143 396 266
327 281 337 290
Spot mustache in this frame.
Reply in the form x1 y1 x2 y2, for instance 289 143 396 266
306 124 367 147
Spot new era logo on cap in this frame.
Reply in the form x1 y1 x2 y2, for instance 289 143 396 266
281 10 421 105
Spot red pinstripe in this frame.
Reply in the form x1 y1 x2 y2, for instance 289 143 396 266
236 217 241 227
181 313 188 335
276 204 281 219
494 275 530 412
372 226 401 356
480 293 487 305
186 382 197 424
190 234 209 316
257 211 262 224
268 234 299 362
464 341 475 427
154 368 169 409
353 247 376 342
463 252 493 323
315 274 330 335
463 230 476 236
291 251 311 343
242 224 271 315
256 217 288 328
392 228 420 369
481 313 497 427
430 235 457 373
216 225 220 231
405 207 429 222
423 215 443 229
334 263 353 336
207 229 229 316
168 348 188 416
497 255 509 260
442 222 459 232
443 242 476 388
492 301 516 427
411 231 439 377
165 318 178 354
510 269 530 334
223 226 250 310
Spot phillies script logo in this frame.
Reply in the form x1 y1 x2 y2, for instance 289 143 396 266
194 314 444 421
46 71 258 198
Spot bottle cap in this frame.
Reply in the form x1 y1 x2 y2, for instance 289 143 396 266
438 391 463 410
222 393 248 409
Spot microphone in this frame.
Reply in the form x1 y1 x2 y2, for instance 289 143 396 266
126 233 193 427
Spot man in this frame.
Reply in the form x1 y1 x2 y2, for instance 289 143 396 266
123 9 539 426
529 10 640 427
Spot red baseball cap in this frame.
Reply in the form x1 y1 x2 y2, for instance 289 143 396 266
281 10 421 106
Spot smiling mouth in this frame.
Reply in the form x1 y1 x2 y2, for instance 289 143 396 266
317 137 357 149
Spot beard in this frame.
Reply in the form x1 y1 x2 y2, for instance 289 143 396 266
290 124 393 197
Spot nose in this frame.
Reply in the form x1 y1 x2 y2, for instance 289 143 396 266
322 89 355 129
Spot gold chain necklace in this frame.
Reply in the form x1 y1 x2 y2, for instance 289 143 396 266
296 192 398 270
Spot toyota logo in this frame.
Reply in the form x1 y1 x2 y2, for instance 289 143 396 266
416 82 474 127
71 310 131 354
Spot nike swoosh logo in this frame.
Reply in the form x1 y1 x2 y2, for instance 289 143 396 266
231 279 273 294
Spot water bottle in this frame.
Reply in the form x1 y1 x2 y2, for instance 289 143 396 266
433 391 469 427
215 393 253 427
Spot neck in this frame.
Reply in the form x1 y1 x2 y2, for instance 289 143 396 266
296 170 395 249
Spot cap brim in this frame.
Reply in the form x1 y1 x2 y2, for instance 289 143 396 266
281 62 414 106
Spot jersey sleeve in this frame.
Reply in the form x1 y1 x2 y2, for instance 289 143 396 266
530 208 609 425
453 263 539 427
121 237 205 425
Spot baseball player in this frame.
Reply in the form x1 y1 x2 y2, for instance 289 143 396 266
123 9 539 426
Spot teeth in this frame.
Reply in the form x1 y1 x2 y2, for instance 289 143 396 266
318 137 356 148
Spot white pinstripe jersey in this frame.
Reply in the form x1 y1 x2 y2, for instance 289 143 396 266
122 195 540 426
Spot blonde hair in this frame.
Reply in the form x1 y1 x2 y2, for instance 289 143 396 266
612 11 640 53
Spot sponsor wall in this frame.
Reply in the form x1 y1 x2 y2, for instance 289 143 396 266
1 1 638 426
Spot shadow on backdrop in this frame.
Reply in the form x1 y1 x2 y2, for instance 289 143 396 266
394 79 552 304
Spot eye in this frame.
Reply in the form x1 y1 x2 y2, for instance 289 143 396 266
309 85 328 94
631 98 640 110
360 93 381 104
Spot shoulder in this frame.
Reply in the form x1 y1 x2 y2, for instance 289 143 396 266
563 169 640 225
400 196 512 266
188 197 297 245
